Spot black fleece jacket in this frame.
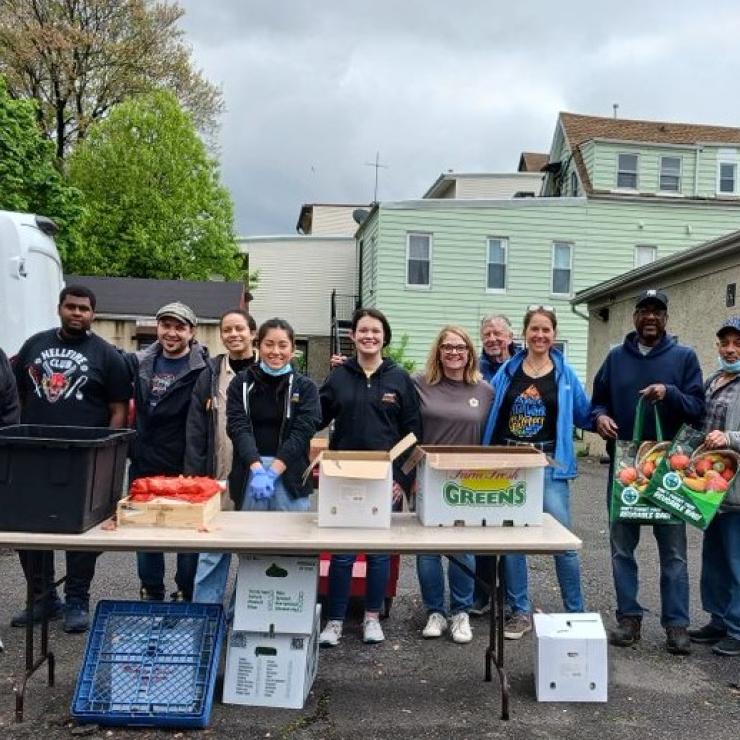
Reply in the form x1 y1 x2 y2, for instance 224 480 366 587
227 365 320 506
319 357 422 492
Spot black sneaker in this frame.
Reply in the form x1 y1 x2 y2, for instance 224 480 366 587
170 590 191 602
688 623 726 644
469 596 490 617
10 596 63 627
140 587 165 602
63 602 90 634
666 626 691 655
609 616 642 647
712 636 740 657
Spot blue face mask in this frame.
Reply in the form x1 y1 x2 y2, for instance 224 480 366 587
260 360 292 376
719 356 740 374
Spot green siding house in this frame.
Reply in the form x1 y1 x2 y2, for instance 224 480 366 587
356 112 740 378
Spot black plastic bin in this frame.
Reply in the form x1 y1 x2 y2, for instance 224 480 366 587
0 425 135 534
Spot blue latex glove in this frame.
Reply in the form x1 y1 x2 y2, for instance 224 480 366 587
266 468 281 485
248 467 275 500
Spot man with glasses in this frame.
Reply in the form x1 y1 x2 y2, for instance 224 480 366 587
592 289 704 655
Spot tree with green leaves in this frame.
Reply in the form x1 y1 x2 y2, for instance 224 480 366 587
0 0 222 159
67 90 242 280
0 75 82 260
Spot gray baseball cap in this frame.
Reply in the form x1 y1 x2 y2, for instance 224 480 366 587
156 301 197 327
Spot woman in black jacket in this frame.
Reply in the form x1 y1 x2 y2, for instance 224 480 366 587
318 308 422 647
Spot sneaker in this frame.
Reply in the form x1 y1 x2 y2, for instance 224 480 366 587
666 626 691 655
63 602 90 634
139 587 164 602
688 623 726 644
170 590 191 602
10 596 63 627
319 620 343 647
503 613 532 640
609 616 642 647
469 596 490 617
450 612 473 644
362 616 385 644
711 636 740 657
422 612 447 639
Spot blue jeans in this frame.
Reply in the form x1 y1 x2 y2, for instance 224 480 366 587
327 554 389 619
193 458 310 605
699 511 740 639
506 468 584 614
416 553 474 615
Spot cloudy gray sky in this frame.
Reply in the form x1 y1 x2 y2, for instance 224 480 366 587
178 1 740 236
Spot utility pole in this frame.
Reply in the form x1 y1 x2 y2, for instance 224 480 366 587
613 103 619 119
364 151 388 202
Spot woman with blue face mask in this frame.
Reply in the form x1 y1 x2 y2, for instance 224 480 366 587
688 316 740 657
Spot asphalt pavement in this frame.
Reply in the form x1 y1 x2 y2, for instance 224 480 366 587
0 458 738 739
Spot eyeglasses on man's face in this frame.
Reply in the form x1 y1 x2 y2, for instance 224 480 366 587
440 343 468 355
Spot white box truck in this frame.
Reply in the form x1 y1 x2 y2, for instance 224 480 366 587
0 210 64 355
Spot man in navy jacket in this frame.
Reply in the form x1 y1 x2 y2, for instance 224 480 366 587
592 289 704 655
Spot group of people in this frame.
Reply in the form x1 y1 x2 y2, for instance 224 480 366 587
0 285 737 661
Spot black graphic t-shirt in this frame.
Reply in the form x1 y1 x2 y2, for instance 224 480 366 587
494 365 558 444
14 329 132 427
148 353 190 408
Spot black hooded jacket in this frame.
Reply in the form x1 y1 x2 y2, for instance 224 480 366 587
319 357 422 491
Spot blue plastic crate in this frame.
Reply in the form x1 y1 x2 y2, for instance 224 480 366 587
71 600 225 728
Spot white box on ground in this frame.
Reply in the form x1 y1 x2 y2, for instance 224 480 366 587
312 433 416 528
412 445 547 527
223 605 321 709
233 555 318 634
533 613 608 702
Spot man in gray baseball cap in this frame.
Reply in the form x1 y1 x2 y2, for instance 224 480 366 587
126 300 208 602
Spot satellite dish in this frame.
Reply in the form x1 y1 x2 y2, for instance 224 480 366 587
352 209 370 225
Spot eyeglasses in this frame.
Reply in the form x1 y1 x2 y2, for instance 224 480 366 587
527 304 555 312
440 343 468 354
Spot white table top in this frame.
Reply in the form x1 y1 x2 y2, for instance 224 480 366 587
0 513 580 555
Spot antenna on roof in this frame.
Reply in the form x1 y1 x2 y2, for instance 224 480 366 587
613 103 619 119
364 151 388 202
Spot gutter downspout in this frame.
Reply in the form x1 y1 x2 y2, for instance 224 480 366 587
571 302 590 322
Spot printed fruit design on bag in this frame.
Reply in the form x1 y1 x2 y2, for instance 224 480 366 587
680 449 739 494
617 441 670 494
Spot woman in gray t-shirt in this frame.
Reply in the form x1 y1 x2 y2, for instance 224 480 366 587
413 326 494 644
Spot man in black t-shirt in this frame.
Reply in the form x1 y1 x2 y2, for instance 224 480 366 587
11 286 131 633
127 302 208 602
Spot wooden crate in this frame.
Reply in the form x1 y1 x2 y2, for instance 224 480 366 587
117 492 221 529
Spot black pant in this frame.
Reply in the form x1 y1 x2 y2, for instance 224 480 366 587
474 555 493 603
18 549 100 605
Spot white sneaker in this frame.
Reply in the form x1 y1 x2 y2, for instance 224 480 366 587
450 612 473 644
363 616 385 644
319 620 343 647
422 612 448 639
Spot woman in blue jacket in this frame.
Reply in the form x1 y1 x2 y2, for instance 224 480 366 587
481 306 592 639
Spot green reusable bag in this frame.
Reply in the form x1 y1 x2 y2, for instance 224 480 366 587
609 398 680 524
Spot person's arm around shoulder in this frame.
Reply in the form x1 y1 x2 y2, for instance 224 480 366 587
0 349 19 425
184 365 212 475
226 371 261 471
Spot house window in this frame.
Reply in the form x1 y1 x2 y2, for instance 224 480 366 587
406 233 431 287
617 153 639 189
634 245 657 268
551 242 573 295
486 237 507 292
719 162 737 194
570 171 579 196
659 156 681 192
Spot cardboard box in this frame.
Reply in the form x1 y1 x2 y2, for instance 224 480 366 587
412 445 547 527
116 492 220 529
233 555 319 634
533 613 607 703
311 433 416 529
223 605 321 709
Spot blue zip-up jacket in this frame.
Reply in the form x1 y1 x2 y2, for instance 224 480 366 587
479 342 519 384
591 331 704 445
481 348 592 480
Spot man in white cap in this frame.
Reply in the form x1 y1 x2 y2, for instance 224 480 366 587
127 302 208 601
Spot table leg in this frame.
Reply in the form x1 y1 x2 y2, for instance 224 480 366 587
484 556 510 720
14 551 60 723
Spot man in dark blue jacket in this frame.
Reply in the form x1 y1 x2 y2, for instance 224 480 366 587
478 314 516 384
592 289 704 655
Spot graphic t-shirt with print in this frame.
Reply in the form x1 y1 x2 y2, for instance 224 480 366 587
494 365 558 444
14 329 132 427
148 353 190 408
